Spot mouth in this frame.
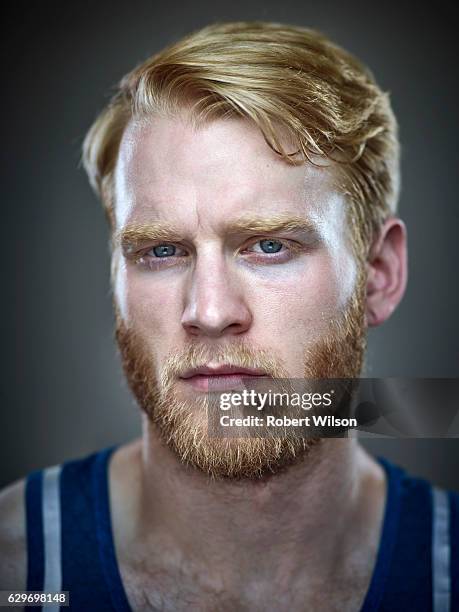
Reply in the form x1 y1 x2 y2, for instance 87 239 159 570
179 364 270 392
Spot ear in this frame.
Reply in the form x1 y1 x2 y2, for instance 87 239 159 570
366 217 408 327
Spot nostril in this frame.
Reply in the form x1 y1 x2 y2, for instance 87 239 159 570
183 322 202 336
226 322 247 334
181 313 252 338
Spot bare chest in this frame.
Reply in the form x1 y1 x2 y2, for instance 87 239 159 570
119 559 371 612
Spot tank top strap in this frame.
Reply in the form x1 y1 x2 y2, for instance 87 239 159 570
25 447 122 611
25 465 62 610
431 487 451 612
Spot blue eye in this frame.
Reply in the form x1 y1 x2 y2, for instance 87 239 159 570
258 239 283 254
152 244 176 257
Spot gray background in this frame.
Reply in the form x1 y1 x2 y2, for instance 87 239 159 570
2 0 458 489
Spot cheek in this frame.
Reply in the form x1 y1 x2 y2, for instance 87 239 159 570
246 252 353 342
114 261 181 340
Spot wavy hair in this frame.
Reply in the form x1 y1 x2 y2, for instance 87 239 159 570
82 21 400 259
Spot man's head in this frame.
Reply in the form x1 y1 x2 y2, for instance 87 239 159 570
82 21 407 478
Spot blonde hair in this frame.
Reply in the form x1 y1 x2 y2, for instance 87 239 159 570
82 21 400 258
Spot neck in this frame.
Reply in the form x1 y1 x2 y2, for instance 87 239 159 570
112 419 385 589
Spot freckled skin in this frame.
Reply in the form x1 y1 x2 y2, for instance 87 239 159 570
113 114 358 378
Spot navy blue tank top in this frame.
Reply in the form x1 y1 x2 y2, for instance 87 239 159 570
25 447 459 611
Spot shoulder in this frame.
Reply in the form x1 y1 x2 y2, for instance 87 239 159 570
0 478 27 590
0 445 125 592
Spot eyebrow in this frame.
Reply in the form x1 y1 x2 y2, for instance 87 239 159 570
114 214 319 249
225 214 317 237
114 222 185 250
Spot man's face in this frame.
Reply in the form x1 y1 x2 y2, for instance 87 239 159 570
112 113 366 478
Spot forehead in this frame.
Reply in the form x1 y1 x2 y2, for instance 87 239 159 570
114 113 344 231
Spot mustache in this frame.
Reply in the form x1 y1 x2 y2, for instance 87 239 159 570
114 315 287 381
160 341 290 384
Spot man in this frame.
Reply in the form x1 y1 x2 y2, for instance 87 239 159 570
1 21 458 611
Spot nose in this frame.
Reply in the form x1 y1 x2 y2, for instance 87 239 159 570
181 252 252 338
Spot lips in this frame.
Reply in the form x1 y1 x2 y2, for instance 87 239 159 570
180 365 268 379
179 365 270 392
